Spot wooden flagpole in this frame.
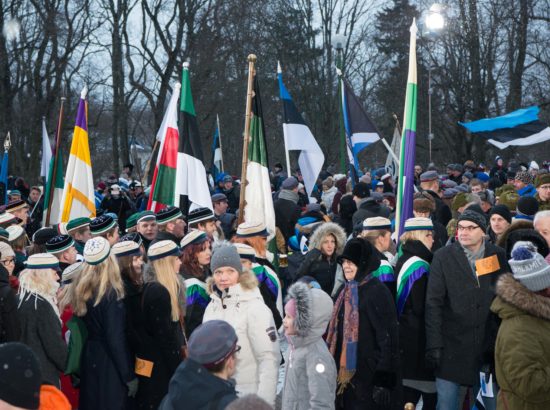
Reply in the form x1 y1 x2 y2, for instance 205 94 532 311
237 54 257 225
217 114 225 173
45 96 66 226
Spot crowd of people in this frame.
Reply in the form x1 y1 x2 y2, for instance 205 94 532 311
1 156 550 409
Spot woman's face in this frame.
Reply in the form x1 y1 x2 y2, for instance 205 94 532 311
283 313 296 336
1 255 15 275
172 255 182 273
321 235 336 257
420 231 435 251
342 259 358 281
377 231 392 252
213 267 240 290
132 255 144 274
197 244 212 267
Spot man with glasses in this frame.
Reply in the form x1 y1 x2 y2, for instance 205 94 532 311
425 210 509 410
535 173 550 211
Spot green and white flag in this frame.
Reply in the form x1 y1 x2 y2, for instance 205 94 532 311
43 152 64 226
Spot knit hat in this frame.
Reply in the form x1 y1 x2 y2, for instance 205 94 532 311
509 241 550 291
31 227 58 245
458 209 487 232
281 177 299 190
0 342 42 409
236 221 269 238
26 253 60 270
404 217 433 231
112 240 141 258
0 212 16 226
156 206 183 225
234 243 256 262
362 216 391 231
489 205 512 224
83 237 111 265
451 192 469 212
0 242 15 259
66 217 91 233
499 191 520 212
180 230 208 251
352 182 370 199
147 240 180 261
187 207 215 225
45 235 75 254
535 173 550 188
6 225 25 242
125 212 140 231
137 210 156 223
187 320 238 369
119 232 143 247
6 199 29 213
210 243 243 274
62 262 84 285
90 214 117 235
514 170 534 185
516 196 539 219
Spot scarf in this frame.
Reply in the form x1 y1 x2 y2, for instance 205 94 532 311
326 277 364 394
462 240 485 276
278 189 299 204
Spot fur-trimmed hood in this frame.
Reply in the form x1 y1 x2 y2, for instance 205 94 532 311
492 273 550 321
286 281 333 346
206 269 258 295
308 222 347 256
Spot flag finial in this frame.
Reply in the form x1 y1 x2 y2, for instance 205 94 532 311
410 18 418 34
183 61 190 69
277 61 282 74
80 86 88 99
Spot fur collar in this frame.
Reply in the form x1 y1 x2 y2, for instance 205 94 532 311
496 273 550 321
206 269 258 295
308 222 347 256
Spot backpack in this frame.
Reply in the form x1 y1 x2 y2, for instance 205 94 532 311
65 315 88 377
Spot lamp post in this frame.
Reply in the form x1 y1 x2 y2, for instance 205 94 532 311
332 33 347 174
424 4 445 164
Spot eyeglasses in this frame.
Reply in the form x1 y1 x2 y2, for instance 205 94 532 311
457 225 480 232
1 258 15 265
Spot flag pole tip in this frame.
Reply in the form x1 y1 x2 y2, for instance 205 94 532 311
277 61 282 74
81 86 88 99
183 61 190 69
336 67 343 76
247 54 257 63
174 82 182 90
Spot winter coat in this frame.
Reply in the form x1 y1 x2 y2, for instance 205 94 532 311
18 293 67 387
203 270 280 405
423 189 452 227
79 290 134 410
352 198 391 228
0 264 19 342
274 191 302 244
100 194 136 232
491 274 550 410
131 282 184 409
282 283 337 410
425 241 510 385
331 178 348 215
158 358 238 410
321 186 338 214
517 184 537 197
296 223 346 295
394 240 434 382
183 276 210 337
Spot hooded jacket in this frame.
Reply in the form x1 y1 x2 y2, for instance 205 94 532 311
296 223 346 295
491 274 550 410
282 282 337 409
203 270 280 406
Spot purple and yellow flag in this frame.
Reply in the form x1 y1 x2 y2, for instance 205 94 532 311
60 87 96 222
395 19 418 237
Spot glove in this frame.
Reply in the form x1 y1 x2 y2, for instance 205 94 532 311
372 386 391 408
425 348 442 370
126 378 139 398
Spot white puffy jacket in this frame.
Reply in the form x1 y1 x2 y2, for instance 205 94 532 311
203 270 280 405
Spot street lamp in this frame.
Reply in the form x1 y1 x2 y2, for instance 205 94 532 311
424 4 445 164
331 33 348 173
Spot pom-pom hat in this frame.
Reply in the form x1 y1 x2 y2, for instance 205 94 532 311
509 241 550 292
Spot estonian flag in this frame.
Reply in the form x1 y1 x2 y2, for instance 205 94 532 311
459 106 550 150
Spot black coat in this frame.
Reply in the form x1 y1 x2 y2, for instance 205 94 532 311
352 198 391 227
132 282 184 409
0 264 19 342
79 290 134 410
274 196 301 243
295 248 338 295
423 189 452 228
394 240 433 382
159 359 237 410
425 241 510 385
333 276 400 408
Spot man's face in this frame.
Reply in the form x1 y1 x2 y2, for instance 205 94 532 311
513 179 527 191
457 222 485 248
537 183 550 202
167 218 186 239
471 185 483 194
29 189 41 203
60 246 78 264
198 220 217 236
138 220 158 240
534 217 550 247
214 200 228 215
414 166 422 176
74 226 92 242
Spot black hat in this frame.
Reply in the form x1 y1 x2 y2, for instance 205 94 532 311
156 206 183 225
120 232 143 247
505 229 549 259
0 342 42 409
90 214 117 235
489 204 512 224
352 182 370 199
188 207 215 225
516 196 539 218
188 320 238 369
45 234 75 254
32 227 58 245
458 209 487 232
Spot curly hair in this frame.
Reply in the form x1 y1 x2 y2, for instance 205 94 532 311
231 236 267 258
181 238 212 279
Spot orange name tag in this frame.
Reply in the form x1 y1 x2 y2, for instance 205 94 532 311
135 357 154 378
476 255 500 276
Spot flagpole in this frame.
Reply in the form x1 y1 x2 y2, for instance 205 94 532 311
238 54 257 225
277 62 292 177
217 114 225 173
45 96 65 226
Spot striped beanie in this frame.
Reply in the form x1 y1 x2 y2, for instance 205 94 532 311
234 243 256 262
26 253 59 270
112 240 141 258
180 230 208 251
404 217 433 231
362 217 392 231
147 240 180 261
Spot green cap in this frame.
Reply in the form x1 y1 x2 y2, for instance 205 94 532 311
66 217 91 233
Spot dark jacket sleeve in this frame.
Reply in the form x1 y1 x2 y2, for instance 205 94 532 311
295 248 322 280
37 303 67 372
103 294 134 383
425 252 446 351
144 284 182 375
0 287 20 342
410 275 428 317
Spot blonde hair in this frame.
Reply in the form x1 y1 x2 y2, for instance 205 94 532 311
72 255 125 316
399 230 431 244
18 268 58 298
360 229 389 244
10 234 27 252
150 256 181 321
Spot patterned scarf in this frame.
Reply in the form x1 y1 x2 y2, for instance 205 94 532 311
326 277 364 394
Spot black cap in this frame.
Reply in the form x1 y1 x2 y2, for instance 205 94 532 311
156 206 183 225
188 320 238 369
187 207 215 225
489 204 512 224
45 234 75 254
458 209 487 232
32 227 59 245
352 182 370 199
